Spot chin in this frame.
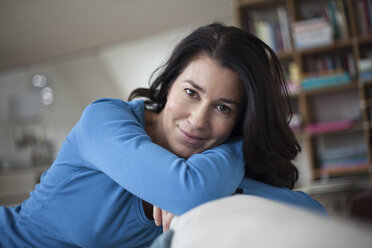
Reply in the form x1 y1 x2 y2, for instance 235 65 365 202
172 145 199 159
174 149 194 159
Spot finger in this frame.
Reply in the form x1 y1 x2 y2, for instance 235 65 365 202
163 212 175 232
153 206 162 226
162 210 169 232
166 213 175 229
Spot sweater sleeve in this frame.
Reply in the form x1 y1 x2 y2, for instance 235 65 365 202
75 98 245 215
238 177 328 215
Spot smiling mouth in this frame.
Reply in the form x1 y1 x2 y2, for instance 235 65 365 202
178 126 207 146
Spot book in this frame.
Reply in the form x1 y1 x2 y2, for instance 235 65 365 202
348 53 356 77
292 18 333 49
342 0 351 37
368 0 372 33
301 72 350 91
255 20 277 51
327 0 340 39
318 144 368 168
289 62 301 84
319 158 368 168
359 57 372 71
305 119 354 134
317 163 368 174
318 145 367 160
248 8 293 53
336 0 349 39
363 0 371 34
360 70 372 82
277 7 292 51
358 0 369 35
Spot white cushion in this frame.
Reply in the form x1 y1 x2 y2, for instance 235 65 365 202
170 195 372 248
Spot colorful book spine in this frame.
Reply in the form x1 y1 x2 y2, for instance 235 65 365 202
248 7 292 53
277 6 292 51
319 147 367 160
305 119 354 134
357 0 372 35
319 158 368 168
336 0 348 39
360 71 372 82
292 18 333 49
359 57 372 70
363 0 371 33
359 57 372 82
368 0 372 33
301 72 350 91
318 143 368 168
327 0 340 39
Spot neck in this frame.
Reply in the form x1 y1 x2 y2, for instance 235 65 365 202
145 110 166 148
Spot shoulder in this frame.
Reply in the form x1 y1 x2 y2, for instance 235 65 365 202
89 98 144 113
82 98 146 125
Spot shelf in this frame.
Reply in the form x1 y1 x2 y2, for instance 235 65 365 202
365 99 372 107
236 0 284 8
236 0 372 184
302 81 358 96
314 164 369 179
295 40 353 56
356 35 372 45
359 79 372 86
276 51 293 60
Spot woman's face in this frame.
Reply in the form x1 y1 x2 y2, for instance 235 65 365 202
158 55 244 158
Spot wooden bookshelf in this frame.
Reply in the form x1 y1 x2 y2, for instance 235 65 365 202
365 99 372 107
357 35 372 45
236 0 283 8
295 40 353 56
361 80 372 86
277 51 293 60
234 0 372 183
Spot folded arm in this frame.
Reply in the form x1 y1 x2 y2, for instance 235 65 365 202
76 99 245 215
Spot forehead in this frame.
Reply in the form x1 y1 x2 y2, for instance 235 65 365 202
177 55 243 100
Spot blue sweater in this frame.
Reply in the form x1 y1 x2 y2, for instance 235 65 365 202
0 98 245 247
0 98 325 248
238 178 327 215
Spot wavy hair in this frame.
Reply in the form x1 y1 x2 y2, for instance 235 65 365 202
129 23 301 189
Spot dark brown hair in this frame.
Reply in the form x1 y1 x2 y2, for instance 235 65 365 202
129 23 301 189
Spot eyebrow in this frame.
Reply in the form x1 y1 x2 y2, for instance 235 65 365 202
184 80 240 107
185 80 205 93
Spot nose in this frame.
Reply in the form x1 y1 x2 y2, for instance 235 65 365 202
188 104 209 130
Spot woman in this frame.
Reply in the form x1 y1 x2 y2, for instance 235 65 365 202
1 23 314 248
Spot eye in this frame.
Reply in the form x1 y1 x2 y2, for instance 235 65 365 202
216 104 231 114
185 88 198 98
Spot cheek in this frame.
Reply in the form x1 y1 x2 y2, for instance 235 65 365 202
164 94 188 120
211 119 237 142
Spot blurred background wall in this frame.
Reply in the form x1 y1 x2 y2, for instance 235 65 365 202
0 0 237 169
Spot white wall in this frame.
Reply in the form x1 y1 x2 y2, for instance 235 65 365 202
0 0 235 69
0 19 237 166
98 26 194 100
0 52 121 164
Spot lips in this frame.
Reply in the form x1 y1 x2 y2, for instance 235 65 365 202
178 126 207 146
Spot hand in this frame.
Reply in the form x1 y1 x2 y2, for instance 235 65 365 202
153 205 175 232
